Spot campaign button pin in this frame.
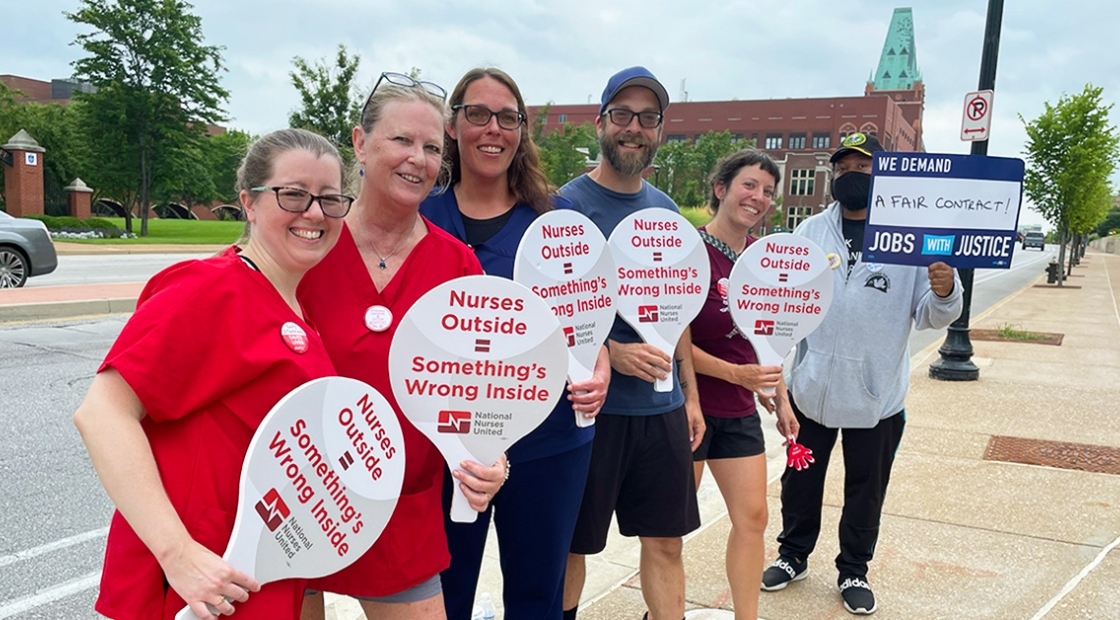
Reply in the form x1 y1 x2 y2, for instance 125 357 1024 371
867 263 884 273
827 253 842 270
716 277 729 299
281 322 309 354
365 305 393 332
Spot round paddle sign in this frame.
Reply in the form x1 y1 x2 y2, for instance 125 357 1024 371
728 233 833 394
388 275 569 522
176 377 405 620
608 208 710 392
514 209 616 427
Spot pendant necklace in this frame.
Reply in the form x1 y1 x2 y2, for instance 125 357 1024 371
368 216 419 270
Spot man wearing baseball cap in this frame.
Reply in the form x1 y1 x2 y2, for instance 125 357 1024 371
760 132 962 615
560 66 703 620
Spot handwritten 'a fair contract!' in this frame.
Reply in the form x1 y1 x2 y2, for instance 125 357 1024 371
864 152 1025 269
388 275 569 522
608 208 710 393
176 377 405 620
514 209 616 428
728 234 833 396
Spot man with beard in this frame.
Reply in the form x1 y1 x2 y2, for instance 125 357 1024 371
559 67 704 620
760 133 962 615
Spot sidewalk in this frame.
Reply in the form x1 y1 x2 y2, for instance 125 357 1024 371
3 250 1117 619
578 251 1120 620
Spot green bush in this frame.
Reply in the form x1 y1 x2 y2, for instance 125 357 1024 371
84 218 117 230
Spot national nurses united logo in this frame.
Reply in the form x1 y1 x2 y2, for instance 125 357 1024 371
754 319 775 336
563 326 576 347
438 410 471 434
254 488 290 532
638 305 659 323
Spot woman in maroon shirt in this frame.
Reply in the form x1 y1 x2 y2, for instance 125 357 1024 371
690 148 799 620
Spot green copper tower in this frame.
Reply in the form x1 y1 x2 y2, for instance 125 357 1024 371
864 7 926 151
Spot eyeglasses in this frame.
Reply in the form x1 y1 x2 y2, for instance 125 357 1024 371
251 186 355 218
452 104 525 130
359 72 448 123
602 108 663 129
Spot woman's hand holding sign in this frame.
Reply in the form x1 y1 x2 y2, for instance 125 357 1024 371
928 261 955 297
729 363 783 395
568 346 610 421
163 539 257 619
452 454 509 511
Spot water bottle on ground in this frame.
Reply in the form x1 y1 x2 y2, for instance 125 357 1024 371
478 592 496 620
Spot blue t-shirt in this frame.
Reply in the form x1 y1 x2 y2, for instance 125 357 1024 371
559 174 685 416
419 188 592 463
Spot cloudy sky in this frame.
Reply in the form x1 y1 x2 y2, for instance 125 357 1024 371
6 0 1120 229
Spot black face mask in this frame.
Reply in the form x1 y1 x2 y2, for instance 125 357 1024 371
832 172 871 211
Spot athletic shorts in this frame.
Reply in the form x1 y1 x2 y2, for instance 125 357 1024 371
693 413 765 461
305 574 441 603
569 406 701 555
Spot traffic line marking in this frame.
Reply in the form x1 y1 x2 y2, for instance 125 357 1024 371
0 527 109 568
0 571 100 619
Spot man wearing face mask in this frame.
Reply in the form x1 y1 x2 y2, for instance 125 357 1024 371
760 133 962 615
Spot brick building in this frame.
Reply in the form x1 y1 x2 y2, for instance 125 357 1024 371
528 7 925 230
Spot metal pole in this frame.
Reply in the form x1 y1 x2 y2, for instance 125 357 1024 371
929 0 1004 382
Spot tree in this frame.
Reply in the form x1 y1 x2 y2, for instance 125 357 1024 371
203 129 254 204
67 0 229 235
652 130 751 207
1021 84 1119 284
1095 206 1120 238
289 45 362 159
531 105 599 187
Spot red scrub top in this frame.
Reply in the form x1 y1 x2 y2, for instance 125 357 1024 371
95 247 336 620
299 220 483 596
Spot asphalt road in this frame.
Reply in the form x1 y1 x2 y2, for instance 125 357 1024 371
26 253 212 288
0 245 1056 618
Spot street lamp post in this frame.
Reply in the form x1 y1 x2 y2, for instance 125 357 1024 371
929 0 1004 382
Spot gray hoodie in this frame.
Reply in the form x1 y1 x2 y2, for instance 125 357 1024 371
787 202 963 428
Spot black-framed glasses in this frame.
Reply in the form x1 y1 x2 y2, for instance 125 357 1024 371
452 104 525 130
372 72 447 100
602 108 663 129
360 72 448 125
251 186 354 218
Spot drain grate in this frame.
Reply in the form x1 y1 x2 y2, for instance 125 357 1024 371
984 436 1120 475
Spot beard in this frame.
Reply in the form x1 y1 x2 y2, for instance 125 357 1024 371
599 129 658 177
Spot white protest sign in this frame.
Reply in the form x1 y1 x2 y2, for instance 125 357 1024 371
514 209 616 428
728 234 833 395
864 152 1025 269
609 208 710 392
176 377 405 620
388 275 568 522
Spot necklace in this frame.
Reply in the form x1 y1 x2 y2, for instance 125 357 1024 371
367 216 419 270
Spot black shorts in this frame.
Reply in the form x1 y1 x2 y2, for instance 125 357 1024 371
693 413 765 461
569 406 701 555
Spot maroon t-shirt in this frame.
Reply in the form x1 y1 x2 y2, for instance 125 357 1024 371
691 228 760 419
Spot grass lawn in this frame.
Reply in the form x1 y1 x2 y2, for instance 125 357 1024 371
70 218 244 245
680 206 713 228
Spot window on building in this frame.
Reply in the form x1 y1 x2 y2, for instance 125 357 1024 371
558 113 567 124
789 169 815 196
732 133 743 141
788 133 806 150
787 206 814 230
666 134 687 143
812 134 831 149
764 134 783 149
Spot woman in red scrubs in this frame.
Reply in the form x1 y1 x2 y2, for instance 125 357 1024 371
298 73 507 620
73 128 350 620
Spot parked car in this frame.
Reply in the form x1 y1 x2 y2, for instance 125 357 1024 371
1022 231 1045 251
0 212 58 287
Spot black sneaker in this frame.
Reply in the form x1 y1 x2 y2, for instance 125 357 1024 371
838 575 877 615
760 556 808 591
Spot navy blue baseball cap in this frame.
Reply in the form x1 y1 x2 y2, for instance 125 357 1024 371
599 67 670 115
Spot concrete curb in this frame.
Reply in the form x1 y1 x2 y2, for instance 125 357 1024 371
0 298 137 323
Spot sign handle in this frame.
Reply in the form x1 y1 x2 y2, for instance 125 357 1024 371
450 483 479 523
573 389 595 428
654 375 672 393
